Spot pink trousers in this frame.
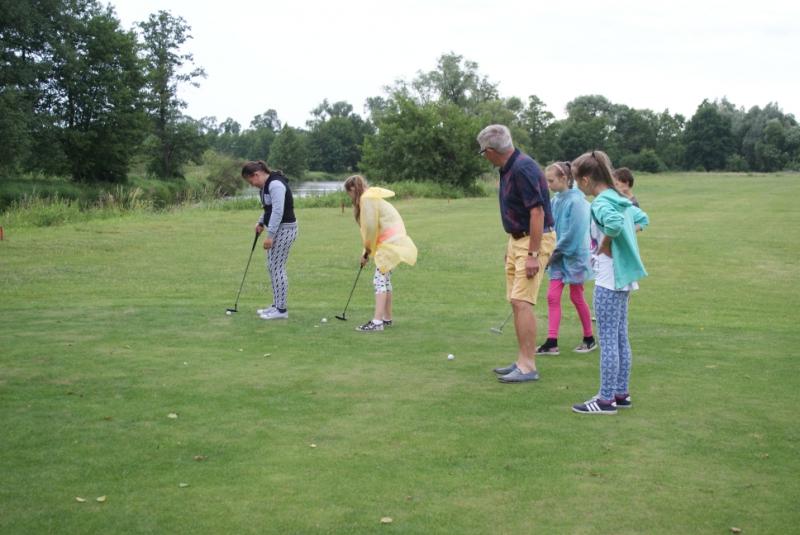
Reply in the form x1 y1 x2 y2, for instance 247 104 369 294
546 279 593 339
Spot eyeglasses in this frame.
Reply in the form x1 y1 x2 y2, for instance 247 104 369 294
478 147 489 155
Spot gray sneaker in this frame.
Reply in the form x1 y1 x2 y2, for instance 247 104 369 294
498 368 540 383
260 308 288 320
493 363 517 375
257 305 276 316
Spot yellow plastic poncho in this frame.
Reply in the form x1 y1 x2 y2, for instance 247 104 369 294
359 187 418 274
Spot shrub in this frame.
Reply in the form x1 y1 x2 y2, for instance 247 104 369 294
725 154 749 172
618 149 667 173
203 150 245 196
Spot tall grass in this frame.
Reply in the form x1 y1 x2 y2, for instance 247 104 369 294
0 184 226 228
2 178 493 228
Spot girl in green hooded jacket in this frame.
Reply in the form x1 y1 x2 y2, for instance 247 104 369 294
570 151 648 415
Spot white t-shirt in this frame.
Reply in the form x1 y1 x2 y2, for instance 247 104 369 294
590 219 638 292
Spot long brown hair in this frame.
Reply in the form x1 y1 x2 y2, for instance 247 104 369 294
571 150 618 193
343 174 368 223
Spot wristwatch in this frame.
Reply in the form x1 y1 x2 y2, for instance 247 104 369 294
527 251 539 258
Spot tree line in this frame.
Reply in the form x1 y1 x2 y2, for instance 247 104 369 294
3 2 799 189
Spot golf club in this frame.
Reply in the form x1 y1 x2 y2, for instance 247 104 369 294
226 230 261 314
490 311 513 334
335 264 364 321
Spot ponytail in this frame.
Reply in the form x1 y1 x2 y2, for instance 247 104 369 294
571 150 618 193
545 161 575 188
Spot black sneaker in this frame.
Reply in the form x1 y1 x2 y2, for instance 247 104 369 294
536 344 560 356
356 320 384 332
614 394 632 408
572 397 617 415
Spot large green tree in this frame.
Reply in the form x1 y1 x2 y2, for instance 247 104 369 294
55 9 146 182
360 96 483 188
654 110 686 170
268 125 308 178
306 99 373 172
684 100 736 170
0 0 54 171
737 103 800 171
1 0 145 181
362 54 499 188
138 10 206 178
519 95 555 160
409 52 499 110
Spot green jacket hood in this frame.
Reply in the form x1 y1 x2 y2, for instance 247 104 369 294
596 188 632 209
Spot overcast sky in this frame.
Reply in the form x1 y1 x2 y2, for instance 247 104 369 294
111 0 800 130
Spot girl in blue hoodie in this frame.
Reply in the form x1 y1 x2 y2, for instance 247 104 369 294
570 151 648 415
537 161 596 357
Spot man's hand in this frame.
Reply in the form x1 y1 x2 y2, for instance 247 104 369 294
263 236 273 250
525 256 541 279
255 223 264 235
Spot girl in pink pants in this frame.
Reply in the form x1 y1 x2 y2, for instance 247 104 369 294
537 162 596 356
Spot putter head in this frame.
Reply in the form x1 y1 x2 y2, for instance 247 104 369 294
490 327 503 334
226 307 237 313
335 314 347 321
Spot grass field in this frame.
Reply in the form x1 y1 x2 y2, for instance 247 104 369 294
1 173 799 533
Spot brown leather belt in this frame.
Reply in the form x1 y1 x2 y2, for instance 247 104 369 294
510 227 553 240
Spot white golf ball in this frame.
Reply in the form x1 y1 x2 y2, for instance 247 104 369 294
321 318 327 323
225 310 232 316
447 354 455 360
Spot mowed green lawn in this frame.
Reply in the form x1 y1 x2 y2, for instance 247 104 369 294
1 173 798 534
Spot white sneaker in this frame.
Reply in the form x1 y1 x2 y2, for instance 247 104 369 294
256 305 276 316
260 308 288 320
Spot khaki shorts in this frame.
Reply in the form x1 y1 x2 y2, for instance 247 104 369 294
505 231 556 304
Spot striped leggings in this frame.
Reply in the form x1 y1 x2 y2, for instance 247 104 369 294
594 286 632 401
265 223 298 310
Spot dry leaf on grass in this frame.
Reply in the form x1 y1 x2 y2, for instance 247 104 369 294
380 517 393 524
179 483 189 488
96 496 107 503
75 497 86 503
167 413 178 419
193 455 207 461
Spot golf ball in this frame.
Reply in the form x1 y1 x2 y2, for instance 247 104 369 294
226 310 232 316
321 318 327 323
447 354 455 360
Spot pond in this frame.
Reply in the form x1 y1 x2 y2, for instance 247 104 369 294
239 181 344 199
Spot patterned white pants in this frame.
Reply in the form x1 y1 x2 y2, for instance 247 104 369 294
266 223 298 309
373 267 393 294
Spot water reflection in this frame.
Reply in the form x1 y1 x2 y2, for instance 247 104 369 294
240 181 344 199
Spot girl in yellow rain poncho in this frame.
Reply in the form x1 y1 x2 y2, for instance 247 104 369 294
343 175 417 332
